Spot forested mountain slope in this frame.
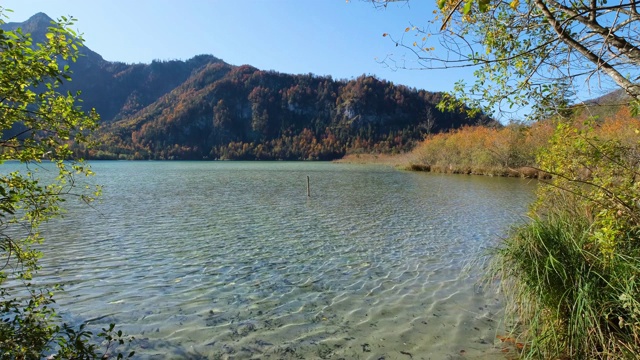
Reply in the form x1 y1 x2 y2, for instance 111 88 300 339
5 13 496 160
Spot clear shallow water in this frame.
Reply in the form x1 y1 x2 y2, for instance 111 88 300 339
27 162 535 359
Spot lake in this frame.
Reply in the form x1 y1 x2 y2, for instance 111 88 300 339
29 161 536 359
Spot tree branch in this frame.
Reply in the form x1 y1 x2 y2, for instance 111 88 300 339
534 0 640 100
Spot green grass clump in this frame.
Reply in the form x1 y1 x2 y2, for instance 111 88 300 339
493 211 640 359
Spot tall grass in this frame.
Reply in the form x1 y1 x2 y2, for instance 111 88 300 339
491 121 640 359
493 210 640 358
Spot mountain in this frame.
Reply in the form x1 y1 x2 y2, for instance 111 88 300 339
585 89 631 106
4 13 496 160
3 13 223 123
568 88 635 123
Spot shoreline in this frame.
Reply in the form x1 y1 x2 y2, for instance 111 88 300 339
336 153 550 179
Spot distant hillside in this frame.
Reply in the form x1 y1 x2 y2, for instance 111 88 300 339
2 13 223 123
572 88 635 122
5 13 497 160
585 89 631 106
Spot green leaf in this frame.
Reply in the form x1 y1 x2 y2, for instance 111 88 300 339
631 100 640 117
478 0 490 12
463 0 473 14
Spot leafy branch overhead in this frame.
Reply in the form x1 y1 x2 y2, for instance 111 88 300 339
0 7 132 359
0 8 99 278
373 0 640 119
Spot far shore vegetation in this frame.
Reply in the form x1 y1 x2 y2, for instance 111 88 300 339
342 103 639 178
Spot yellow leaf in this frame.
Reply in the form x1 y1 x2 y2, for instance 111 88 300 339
413 41 417 46
405 27 410 32
510 0 519 8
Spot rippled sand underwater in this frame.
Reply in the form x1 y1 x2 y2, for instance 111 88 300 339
31 162 535 359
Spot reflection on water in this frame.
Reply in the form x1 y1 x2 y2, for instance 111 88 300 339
30 162 535 359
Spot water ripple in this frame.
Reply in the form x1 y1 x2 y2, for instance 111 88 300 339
23 162 537 359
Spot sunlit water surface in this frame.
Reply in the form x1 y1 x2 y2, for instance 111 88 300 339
26 162 535 359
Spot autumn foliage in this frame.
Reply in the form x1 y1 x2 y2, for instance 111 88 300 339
410 108 640 177
85 66 493 160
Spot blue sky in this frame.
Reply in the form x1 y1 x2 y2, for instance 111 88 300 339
2 0 473 94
